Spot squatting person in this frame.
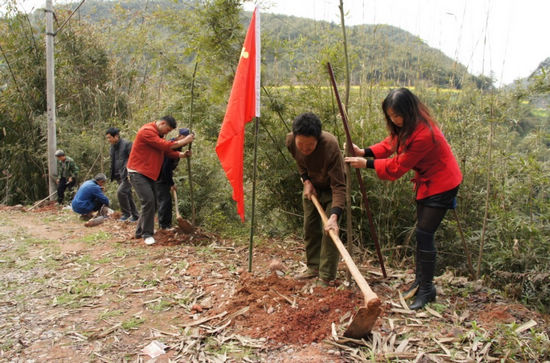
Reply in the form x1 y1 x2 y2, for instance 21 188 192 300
71 173 110 219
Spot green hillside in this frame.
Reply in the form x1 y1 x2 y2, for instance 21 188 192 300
58 0 486 89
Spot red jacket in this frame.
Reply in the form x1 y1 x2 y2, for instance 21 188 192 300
370 122 462 200
127 122 180 181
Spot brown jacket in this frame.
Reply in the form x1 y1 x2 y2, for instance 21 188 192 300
286 131 346 211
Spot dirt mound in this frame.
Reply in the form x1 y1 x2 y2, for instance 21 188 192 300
219 273 362 345
0 204 26 211
478 303 535 330
30 201 59 213
149 227 210 246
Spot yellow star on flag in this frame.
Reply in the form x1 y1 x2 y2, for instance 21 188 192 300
240 47 249 59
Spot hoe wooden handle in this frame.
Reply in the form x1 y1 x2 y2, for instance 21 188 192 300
310 194 378 303
172 189 181 219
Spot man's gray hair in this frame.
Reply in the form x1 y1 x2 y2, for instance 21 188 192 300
94 173 107 182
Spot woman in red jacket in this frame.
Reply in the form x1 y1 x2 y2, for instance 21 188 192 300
345 88 462 310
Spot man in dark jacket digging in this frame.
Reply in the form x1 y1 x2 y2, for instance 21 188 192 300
286 112 346 287
106 127 139 222
156 128 190 230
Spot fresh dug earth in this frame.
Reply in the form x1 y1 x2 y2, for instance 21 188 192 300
222 273 362 344
0 205 549 362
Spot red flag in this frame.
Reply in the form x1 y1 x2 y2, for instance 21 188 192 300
216 7 260 222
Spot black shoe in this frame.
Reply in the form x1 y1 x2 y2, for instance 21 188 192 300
119 215 130 221
409 283 436 310
129 216 139 222
409 249 437 310
79 213 93 221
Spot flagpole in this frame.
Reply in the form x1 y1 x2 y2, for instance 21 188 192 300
248 116 260 272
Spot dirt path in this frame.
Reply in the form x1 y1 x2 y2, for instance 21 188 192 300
0 206 548 361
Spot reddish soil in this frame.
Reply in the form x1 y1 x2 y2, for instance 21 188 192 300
478 303 534 329
29 200 59 212
220 273 362 345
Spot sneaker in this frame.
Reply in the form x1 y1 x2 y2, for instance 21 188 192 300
295 268 319 280
119 215 130 221
144 236 156 245
98 205 109 217
129 216 139 222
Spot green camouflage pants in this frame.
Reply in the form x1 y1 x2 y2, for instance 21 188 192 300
302 189 340 281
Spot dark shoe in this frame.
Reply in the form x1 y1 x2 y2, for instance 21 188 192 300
295 268 318 280
409 284 436 310
409 249 437 310
119 215 130 221
80 213 93 221
129 216 139 222
316 278 337 288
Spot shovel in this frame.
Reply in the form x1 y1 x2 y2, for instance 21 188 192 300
311 194 382 338
172 188 195 234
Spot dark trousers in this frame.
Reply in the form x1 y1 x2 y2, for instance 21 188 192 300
302 189 340 281
57 177 76 204
156 182 172 229
117 178 139 218
416 204 449 251
129 172 156 238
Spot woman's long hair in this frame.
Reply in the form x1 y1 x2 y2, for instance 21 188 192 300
382 88 436 151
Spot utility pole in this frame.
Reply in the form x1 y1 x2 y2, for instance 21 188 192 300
45 0 57 198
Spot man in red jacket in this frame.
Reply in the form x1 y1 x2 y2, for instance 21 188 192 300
127 116 195 245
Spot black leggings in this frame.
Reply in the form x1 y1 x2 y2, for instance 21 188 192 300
416 203 448 234
416 204 449 251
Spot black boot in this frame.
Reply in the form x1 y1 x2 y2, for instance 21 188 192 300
409 249 436 310
403 247 421 299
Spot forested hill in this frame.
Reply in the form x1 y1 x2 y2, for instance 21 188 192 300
57 0 486 89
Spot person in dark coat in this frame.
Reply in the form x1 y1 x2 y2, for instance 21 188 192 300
71 173 110 218
106 127 139 221
156 128 190 230
345 88 462 310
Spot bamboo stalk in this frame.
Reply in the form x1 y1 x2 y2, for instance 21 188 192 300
476 112 494 280
188 60 198 225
